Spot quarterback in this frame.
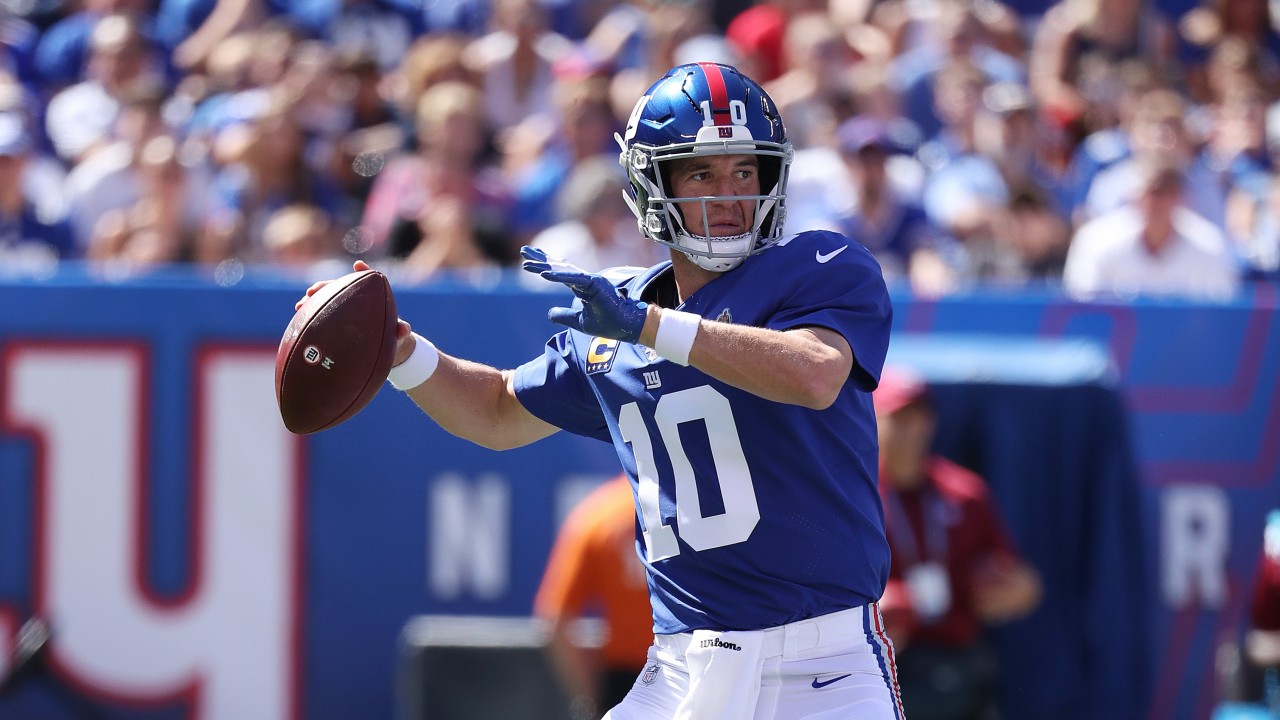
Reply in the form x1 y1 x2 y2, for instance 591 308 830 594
302 62 901 719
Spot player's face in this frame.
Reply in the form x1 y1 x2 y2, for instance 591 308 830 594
667 154 760 237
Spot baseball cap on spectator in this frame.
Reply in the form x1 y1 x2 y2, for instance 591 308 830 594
0 112 31 156
836 115 895 155
725 3 785 82
873 366 931 415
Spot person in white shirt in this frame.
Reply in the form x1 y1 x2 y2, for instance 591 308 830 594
1064 159 1241 301
45 13 162 166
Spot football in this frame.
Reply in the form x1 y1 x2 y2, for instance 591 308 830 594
275 269 398 434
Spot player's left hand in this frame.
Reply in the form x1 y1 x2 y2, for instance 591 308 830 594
520 246 648 343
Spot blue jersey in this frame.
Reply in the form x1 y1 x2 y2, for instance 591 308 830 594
513 230 893 634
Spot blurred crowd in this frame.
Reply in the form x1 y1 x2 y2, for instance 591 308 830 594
1 0 1278 298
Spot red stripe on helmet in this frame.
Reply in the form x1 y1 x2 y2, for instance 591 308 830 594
698 62 731 126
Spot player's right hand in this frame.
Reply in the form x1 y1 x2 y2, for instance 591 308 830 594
296 261 415 366
520 247 648 343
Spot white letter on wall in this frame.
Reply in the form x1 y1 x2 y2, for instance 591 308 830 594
1161 484 1230 608
4 344 299 719
429 473 509 600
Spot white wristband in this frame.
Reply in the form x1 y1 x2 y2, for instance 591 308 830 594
387 332 439 390
653 309 700 366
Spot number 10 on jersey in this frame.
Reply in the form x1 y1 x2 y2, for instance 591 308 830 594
618 385 761 562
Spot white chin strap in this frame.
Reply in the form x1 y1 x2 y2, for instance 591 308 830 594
675 230 754 273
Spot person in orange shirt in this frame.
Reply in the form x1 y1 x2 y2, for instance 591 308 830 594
535 475 652 719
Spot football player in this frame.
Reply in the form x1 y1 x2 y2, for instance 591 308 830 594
301 62 901 719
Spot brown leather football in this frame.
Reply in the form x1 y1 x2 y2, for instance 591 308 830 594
275 269 398 434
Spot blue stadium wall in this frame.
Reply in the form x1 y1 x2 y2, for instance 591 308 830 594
0 269 1276 720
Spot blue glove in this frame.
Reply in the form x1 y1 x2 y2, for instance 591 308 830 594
520 246 649 343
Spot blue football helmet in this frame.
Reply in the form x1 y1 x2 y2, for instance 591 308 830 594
616 62 793 272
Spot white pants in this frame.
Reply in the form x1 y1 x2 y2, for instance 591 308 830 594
603 604 905 720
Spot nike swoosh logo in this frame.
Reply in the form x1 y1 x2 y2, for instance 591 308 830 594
811 673 852 689
815 246 848 263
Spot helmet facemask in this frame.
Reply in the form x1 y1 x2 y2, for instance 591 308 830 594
618 134 792 272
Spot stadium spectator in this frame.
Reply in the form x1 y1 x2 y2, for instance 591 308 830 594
504 70 619 244
1228 170 1280 275
1028 0 1177 137
763 11 863 149
723 0 790 83
0 14 41 92
722 0 836 84
1061 58 1158 214
525 155 663 280
285 0 424 74
87 135 197 264
260 202 347 273
974 82 1068 215
919 62 1011 244
360 80 512 276
163 0 285 73
385 32 476 122
887 0 1025 142
312 51 403 222
1079 87 1228 228
964 82 1074 283
873 366 1042 720
466 0 573 135
0 111 75 263
534 475 653 720
1178 0 1280 102
1064 157 1241 300
0 78 71 228
834 114 958 295
33 0 157 90
198 92 343 264
45 12 165 166
1205 82 1273 244
64 82 174 247
989 185 1073 283
599 0 715 124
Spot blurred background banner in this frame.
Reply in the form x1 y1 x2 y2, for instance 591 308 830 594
0 270 1276 720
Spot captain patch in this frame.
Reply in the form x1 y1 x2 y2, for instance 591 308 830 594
586 337 620 374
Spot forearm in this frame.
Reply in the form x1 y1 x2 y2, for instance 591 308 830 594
638 306 852 409
402 352 556 450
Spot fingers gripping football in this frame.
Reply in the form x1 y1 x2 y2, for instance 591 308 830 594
296 261 415 365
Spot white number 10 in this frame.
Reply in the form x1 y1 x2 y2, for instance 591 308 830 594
700 99 748 127
618 386 760 562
